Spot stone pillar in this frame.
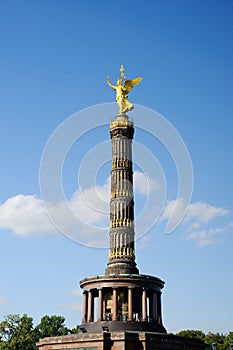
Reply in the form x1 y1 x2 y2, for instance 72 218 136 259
82 291 87 323
157 291 162 324
98 288 103 321
87 290 93 322
152 291 157 322
128 287 133 321
105 117 139 276
142 288 147 322
112 288 117 321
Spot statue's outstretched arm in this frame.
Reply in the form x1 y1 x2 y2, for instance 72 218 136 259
106 77 116 90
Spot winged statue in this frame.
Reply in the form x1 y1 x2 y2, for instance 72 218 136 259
106 65 142 114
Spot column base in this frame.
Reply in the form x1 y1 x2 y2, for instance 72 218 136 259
105 259 139 275
78 320 167 334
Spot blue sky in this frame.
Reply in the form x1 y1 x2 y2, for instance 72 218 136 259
0 0 233 334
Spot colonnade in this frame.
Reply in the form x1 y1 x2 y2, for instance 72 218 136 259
82 286 162 325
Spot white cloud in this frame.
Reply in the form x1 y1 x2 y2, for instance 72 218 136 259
161 198 232 247
161 198 229 223
0 195 56 236
0 171 158 241
186 222 201 231
1 179 231 248
69 289 83 297
61 302 82 312
187 230 221 247
137 234 152 249
186 222 233 247
0 297 8 305
67 302 82 311
60 291 83 313
69 187 109 226
134 171 160 195
161 197 187 222
186 202 229 222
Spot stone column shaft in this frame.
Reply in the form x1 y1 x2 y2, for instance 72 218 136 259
82 292 87 323
106 116 139 275
157 292 162 324
152 291 157 322
128 287 133 321
142 289 147 322
87 290 93 322
112 288 117 321
98 288 103 321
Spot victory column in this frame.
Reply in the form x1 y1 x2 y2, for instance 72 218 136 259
37 66 205 350
78 66 166 333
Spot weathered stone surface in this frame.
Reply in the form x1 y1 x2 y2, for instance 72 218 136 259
37 331 205 349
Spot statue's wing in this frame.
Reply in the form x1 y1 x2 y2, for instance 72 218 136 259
124 77 142 93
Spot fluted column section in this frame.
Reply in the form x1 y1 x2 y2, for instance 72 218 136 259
106 115 139 275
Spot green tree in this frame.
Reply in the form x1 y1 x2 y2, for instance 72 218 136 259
204 332 226 350
71 324 80 334
35 315 69 340
0 314 37 350
176 329 206 341
224 332 233 349
176 330 233 350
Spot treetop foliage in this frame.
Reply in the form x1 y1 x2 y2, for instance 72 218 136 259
0 314 78 350
176 329 233 350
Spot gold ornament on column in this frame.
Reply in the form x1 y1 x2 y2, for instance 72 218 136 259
106 65 142 114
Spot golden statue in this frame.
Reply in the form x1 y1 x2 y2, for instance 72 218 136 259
106 65 142 114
